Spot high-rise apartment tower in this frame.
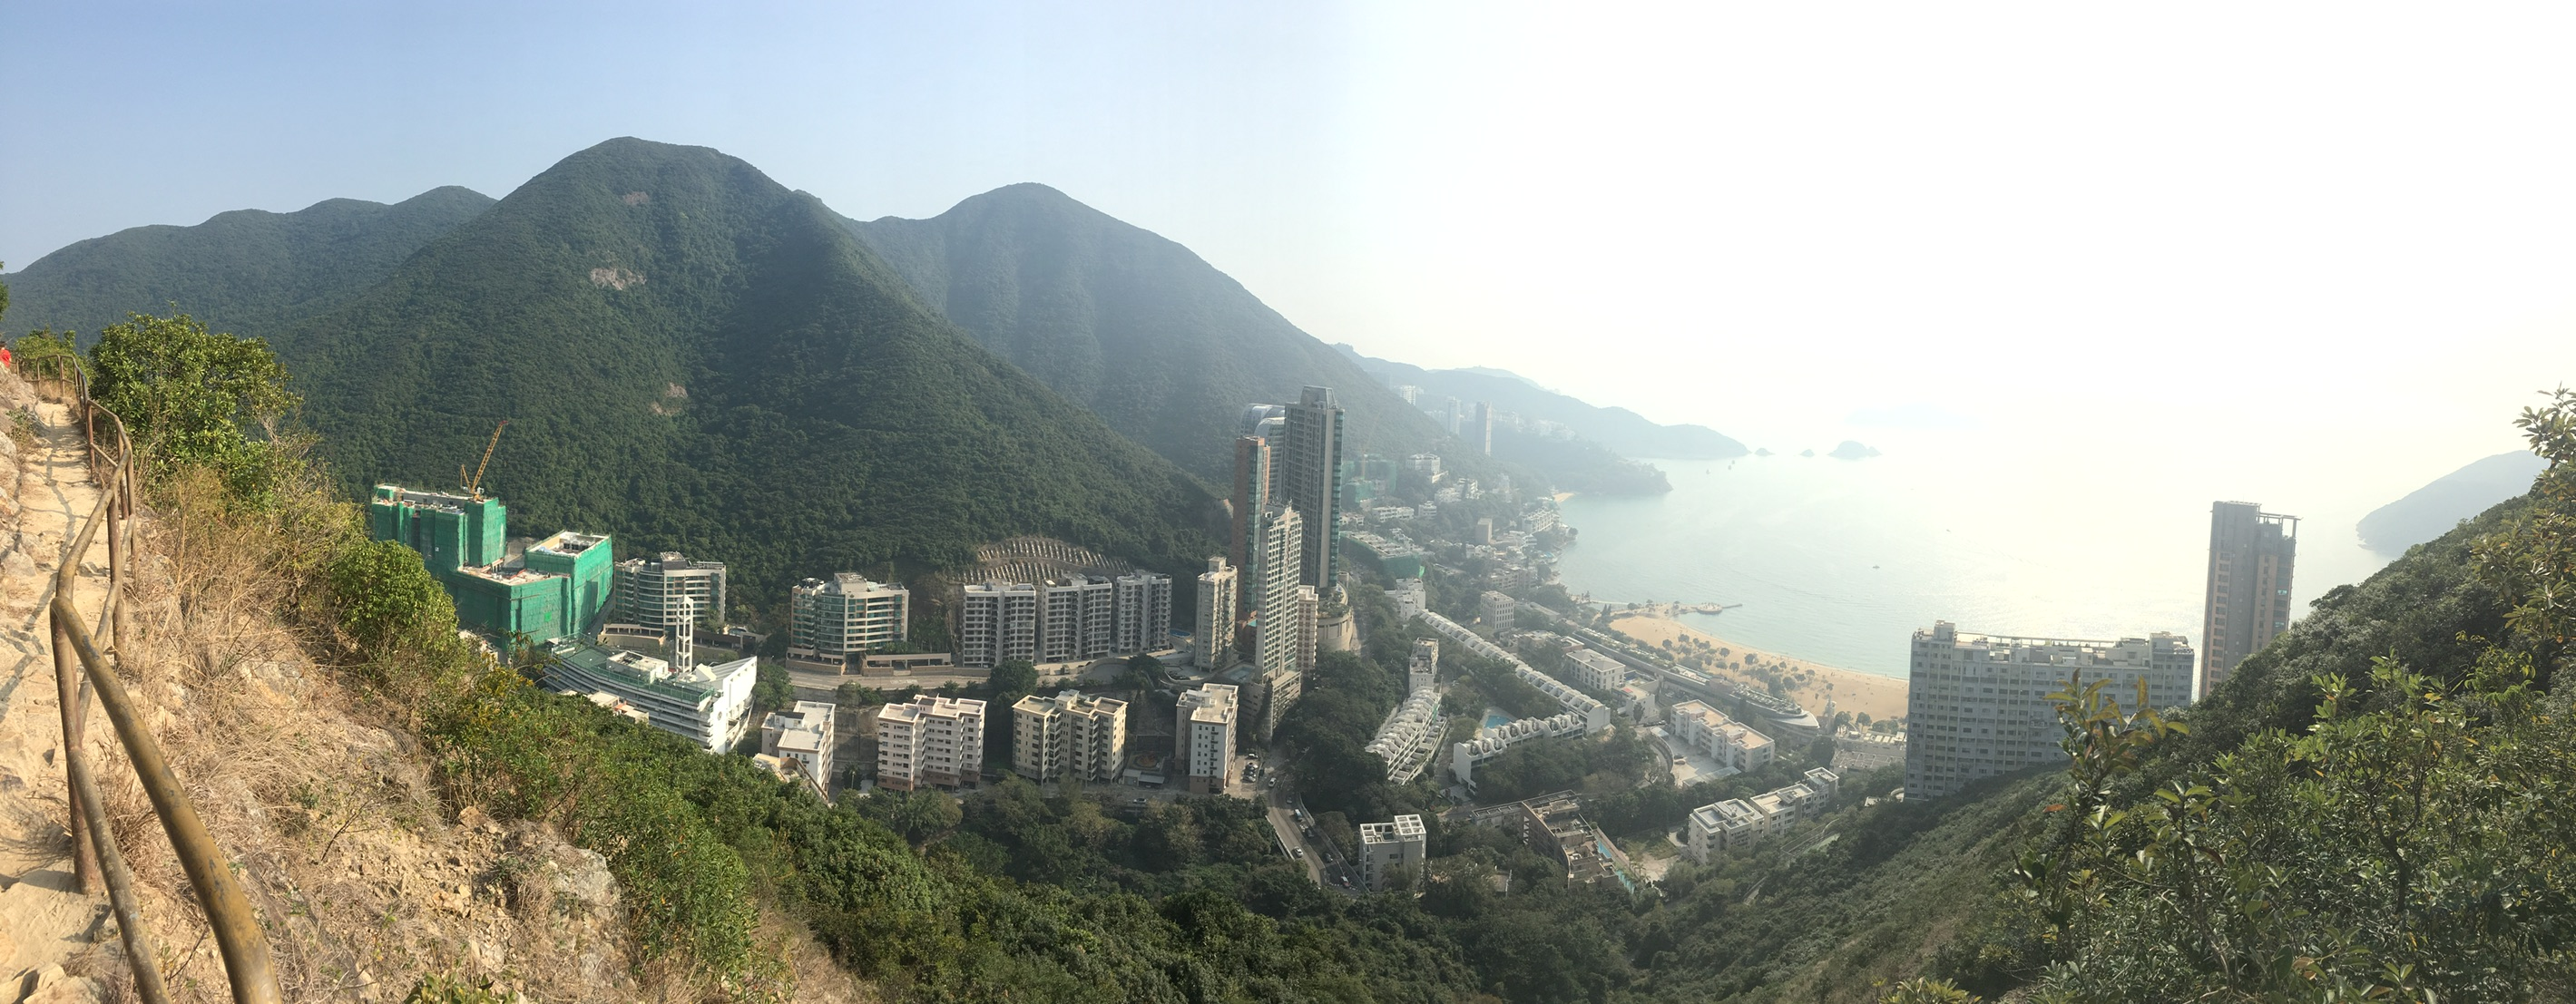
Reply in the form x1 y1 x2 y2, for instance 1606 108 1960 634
2201 502 2297 694
1278 386 1346 591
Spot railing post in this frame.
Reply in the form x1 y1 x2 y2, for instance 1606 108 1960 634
50 613 102 894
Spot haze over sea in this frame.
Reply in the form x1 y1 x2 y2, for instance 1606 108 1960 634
1550 420 2480 680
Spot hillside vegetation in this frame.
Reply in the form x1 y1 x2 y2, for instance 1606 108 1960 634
847 183 1498 483
2 186 495 339
260 139 1219 606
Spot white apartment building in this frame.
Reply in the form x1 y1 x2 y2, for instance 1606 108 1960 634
959 580 1038 668
1905 621 2197 799
1564 648 1625 692
1255 506 1305 675
542 638 758 754
760 700 837 790
1038 576 1116 662
1666 699 1776 773
1408 638 1440 695
612 551 727 632
1011 690 1129 782
1391 579 1427 622
788 574 909 668
1195 558 1238 669
1176 684 1239 794
877 696 986 791
1685 767 1840 863
1113 571 1172 655
1358 814 1427 892
1480 590 1516 629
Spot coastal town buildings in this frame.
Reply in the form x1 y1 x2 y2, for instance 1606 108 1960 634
1358 814 1428 892
787 574 910 668
1564 648 1625 692
1684 767 1841 863
877 695 986 791
1480 590 1516 629
1666 699 1776 773
2202 502 2298 693
1011 691 1129 782
612 551 727 633
1904 621 2196 798
1176 684 1239 794
759 700 836 789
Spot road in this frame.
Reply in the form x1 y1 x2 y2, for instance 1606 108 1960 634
1256 755 1362 892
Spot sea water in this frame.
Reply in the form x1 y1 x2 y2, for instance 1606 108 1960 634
1552 432 2396 678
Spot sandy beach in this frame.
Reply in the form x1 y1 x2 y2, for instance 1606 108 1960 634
1607 611 1910 723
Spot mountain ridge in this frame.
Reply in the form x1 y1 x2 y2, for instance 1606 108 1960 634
843 182 1495 483
269 138 1219 605
3 185 495 339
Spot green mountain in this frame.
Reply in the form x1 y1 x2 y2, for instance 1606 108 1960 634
266 139 1218 605
2 186 495 338
2356 449 2547 555
1337 346 1748 460
844 183 1489 483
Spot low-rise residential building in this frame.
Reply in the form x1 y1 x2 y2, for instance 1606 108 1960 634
1464 792 1625 884
1391 578 1428 622
788 573 910 668
540 638 757 753
1358 814 1428 892
1480 590 1517 629
1666 699 1777 773
877 696 986 791
760 700 837 790
1685 767 1841 863
1011 690 1129 782
1176 684 1239 794
1564 648 1625 692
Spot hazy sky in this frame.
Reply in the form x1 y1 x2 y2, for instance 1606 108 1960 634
8 2 2575 502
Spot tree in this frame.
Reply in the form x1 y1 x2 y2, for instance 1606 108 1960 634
86 312 299 501
988 658 1040 702
889 788 962 844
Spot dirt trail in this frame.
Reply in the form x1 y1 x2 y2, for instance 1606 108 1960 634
0 374 124 1000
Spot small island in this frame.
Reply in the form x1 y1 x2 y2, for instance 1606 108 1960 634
1828 440 1882 460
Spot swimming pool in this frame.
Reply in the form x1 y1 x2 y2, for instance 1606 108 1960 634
1482 709 1515 731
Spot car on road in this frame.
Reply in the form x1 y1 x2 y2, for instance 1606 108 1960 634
1292 848 1305 860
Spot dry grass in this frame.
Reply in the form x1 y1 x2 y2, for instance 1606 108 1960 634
53 459 661 1002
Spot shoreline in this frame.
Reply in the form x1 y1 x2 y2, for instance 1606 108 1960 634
1605 611 1909 723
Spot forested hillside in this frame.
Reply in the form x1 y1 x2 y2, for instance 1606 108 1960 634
1 185 494 337
847 183 1491 482
268 139 1219 604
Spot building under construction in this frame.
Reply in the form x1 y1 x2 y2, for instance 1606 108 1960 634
367 485 613 648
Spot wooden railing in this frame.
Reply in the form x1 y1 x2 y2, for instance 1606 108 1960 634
31 361 281 1003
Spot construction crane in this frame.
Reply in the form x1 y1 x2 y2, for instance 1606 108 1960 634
464 420 509 501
